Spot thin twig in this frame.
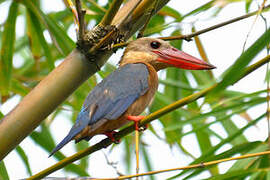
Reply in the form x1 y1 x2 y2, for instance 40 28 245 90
75 0 86 41
28 54 270 179
137 0 160 38
160 4 270 41
102 151 125 176
65 0 79 34
106 150 270 179
242 0 267 52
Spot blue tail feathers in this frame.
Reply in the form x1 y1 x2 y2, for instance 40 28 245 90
49 123 85 157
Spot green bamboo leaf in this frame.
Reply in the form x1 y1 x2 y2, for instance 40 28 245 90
194 122 218 176
15 146 32 176
245 0 252 12
0 1 19 95
159 78 198 91
10 79 30 96
163 68 183 144
166 107 249 137
159 6 182 21
0 0 5 5
250 171 267 180
0 160 9 180
147 14 165 30
144 23 171 36
211 27 270 95
150 92 183 144
218 112 248 145
26 8 54 70
165 97 265 131
191 70 214 86
14 36 28 53
211 89 266 109
75 141 89 170
258 153 270 168
22 0 75 56
182 0 215 18
267 171 270 179
206 169 253 180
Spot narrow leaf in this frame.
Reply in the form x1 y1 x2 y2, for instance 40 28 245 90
0 1 19 95
15 146 32 176
0 160 9 180
26 9 54 70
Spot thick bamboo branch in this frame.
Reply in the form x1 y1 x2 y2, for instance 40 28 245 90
0 0 170 161
28 54 270 179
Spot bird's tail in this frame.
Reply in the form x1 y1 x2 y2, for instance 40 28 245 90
49 127 81 157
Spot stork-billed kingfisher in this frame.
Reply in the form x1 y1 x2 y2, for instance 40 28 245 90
50 37 215 156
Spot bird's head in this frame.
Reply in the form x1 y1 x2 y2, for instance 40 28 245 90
119 37 215 71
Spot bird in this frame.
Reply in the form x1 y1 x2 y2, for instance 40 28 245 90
49 37 215 156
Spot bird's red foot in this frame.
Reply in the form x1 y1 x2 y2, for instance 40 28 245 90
104 131 120 144
127 115 147 131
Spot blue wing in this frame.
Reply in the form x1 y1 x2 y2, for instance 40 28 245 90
49 63 149 156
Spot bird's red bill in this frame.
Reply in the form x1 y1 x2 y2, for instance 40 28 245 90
153 48 215 70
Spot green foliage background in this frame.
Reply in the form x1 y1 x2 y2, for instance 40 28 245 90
0 0 270 179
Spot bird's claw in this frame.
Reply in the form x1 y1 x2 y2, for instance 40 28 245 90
104 131 120 144
127 115 147 131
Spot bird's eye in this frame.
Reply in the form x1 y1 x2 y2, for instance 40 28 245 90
150 41 161 49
